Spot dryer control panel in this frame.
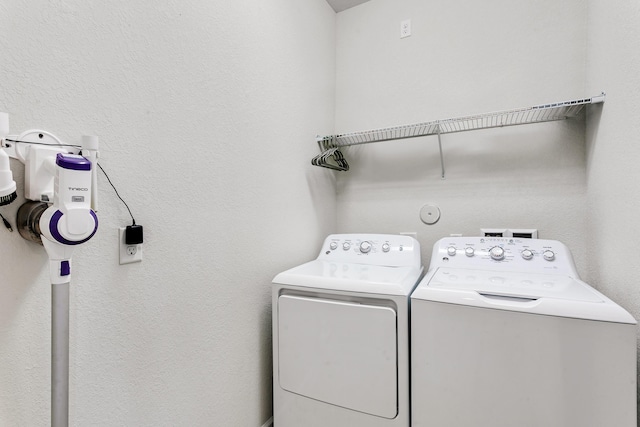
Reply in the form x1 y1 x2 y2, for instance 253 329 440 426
429 237 579 276
318 233 421 268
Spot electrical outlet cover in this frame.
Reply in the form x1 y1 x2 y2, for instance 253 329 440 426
400 19 411 38
119 227 142 264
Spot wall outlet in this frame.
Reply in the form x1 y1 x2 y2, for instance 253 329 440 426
400 19 411 38
119 227 142 264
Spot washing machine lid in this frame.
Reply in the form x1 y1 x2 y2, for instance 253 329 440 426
273 260 423 296
412 268 636 324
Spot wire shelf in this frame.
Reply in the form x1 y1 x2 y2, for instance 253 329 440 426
317 94 604 148
312 93 605 177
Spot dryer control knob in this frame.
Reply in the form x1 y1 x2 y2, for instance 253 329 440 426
543 250 555 261
447 246 457 256
359 241 372 254
465 247 475 257
489 246 505 260
329 242 338 250
382 243 390 252
521 249 534 260
343 242 351 251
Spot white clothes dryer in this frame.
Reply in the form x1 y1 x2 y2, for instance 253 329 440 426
272 234 423 427
411 237 637 427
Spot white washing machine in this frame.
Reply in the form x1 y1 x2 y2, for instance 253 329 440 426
411 237 637 427
272 233 423 427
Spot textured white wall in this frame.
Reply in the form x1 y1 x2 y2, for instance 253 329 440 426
585 0 640 412
0 1 336 425
334 0 590 273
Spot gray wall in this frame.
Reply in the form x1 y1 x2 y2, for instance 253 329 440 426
0 1 337 425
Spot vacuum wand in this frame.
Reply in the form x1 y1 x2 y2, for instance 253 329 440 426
51 282 70 427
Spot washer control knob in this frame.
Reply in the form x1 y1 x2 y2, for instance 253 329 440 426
489 246 505 261
465 247 475 257
447 246 457 256
329 242 338 250
343 242 351 251
359 241 372 254
521 249 534 260
543 250 555 261
382 243 391 252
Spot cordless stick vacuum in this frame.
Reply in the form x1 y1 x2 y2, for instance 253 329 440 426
0 114 99 427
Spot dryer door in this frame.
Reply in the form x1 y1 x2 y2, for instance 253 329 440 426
278 295 398 419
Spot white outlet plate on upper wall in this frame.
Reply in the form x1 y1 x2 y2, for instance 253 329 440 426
400 19 411 38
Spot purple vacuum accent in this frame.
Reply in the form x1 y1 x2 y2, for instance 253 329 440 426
60 261 70 276
49 210 99 245
56 153 91 171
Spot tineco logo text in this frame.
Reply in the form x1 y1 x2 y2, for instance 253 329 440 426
69 187 89 191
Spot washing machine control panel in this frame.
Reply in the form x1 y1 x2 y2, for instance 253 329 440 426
429 237 578 276
318 233 421 268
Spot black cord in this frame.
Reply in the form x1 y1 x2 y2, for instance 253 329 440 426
97 163 136 226
0 212 12 232
4 138 82 149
